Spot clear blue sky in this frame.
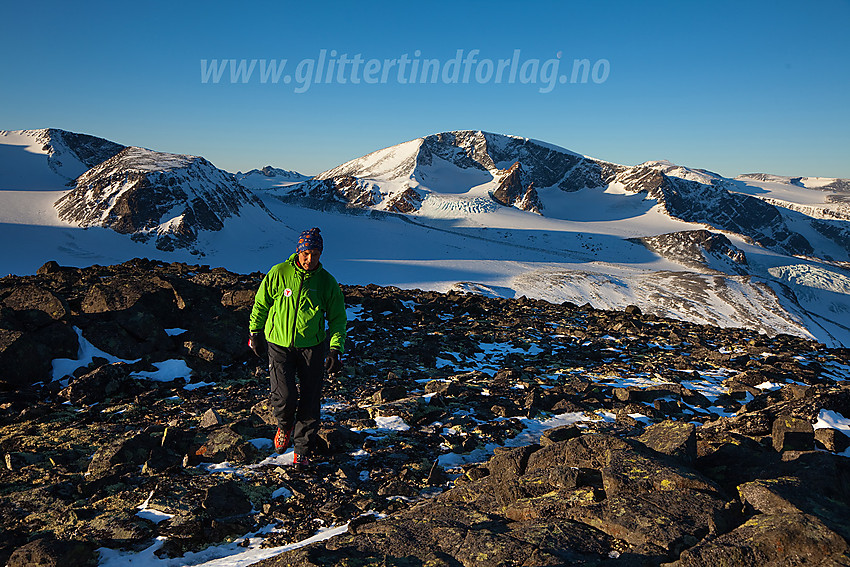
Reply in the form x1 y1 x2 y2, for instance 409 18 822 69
2 0 848 178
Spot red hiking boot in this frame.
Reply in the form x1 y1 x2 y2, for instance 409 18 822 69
274 426 293 452
292 453 310 470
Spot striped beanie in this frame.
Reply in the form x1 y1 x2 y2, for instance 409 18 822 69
296 227 323 252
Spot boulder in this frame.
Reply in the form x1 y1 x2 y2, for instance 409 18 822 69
2 284 69 328
772 416 814 452
735 452 850 540
80 320 144 360
371 386 408 405
87 431 156 477
315 423 366 454
59 362 134 405
668 513 848 567
0 322 78 388
6 536 97 567
638 420 697 463
202 480 252 518
424 380 461 397
539 424 582 446
814 427 850 453
200 408 224 429
80 275 180 317
251 400 277 425
195 426 256 463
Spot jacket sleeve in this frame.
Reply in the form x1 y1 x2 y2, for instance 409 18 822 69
249 269 277 333
325 276 347 354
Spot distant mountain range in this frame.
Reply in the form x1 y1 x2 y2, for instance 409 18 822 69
1 129 279 252
236 165 311 189
2 127 849 347
282 130 850 262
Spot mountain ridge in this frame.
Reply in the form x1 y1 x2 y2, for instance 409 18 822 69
282 129 850 262
54 146 276 252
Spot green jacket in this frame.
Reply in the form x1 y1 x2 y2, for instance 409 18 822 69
249 254 346 352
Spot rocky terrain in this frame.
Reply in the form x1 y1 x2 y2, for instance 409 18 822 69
1 259 849 566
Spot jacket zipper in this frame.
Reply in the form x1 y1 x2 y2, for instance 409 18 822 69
289 271 305 347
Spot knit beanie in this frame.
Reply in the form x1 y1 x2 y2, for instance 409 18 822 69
296 227 323 253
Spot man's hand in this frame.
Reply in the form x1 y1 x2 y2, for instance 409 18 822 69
324 349 341 375
249 330 266 358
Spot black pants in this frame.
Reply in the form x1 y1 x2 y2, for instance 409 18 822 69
267 341 324 457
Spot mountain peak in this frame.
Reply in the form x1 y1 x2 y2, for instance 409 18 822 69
54 146 272 251
235 165 310 190
0 128 125 187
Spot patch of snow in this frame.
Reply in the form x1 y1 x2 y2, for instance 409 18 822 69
97 515 360 567
814 409 850 434
51 326 140 385
136 490 174 525
360 416 411 432
271 486 292 500
184 381 215 391
132 360 193 382
247 438 273 450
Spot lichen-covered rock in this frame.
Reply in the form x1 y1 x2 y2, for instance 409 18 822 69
195 426 256 463
815 427 850 453
772 416 814 452
87 430 156 477
638 420 697 463
668 513 849 567
6 536 97 567
58 362 136 405
2 284 68 328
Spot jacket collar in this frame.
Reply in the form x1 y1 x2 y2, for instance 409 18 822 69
287 253 322 275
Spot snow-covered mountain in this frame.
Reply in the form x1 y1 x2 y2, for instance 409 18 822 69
54 146 275 251
2 127 850 348
236 165 310 190
279 130 850 263
0 128 125 190
285 131 566 213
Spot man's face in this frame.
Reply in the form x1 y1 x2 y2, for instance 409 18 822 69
298 249 321 271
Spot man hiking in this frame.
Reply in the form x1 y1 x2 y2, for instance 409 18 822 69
249 227 346 469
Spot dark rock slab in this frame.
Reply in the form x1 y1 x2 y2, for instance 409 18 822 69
202 480 252 518
668 513 849 567
2 284 69 328
59 362 135 405
87 430 155 477
6 536 97 567
735 452 850 541
0 322 77 388
371 386 408 404
815 427 850 453
539 423 583 446
637 420 697 463
566 489 733 555
772 416 814 452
